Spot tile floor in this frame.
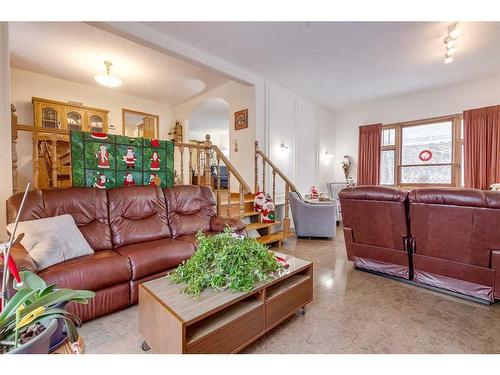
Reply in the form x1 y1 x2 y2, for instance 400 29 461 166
79 227 500 354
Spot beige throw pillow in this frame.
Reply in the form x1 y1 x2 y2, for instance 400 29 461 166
6 214 94 271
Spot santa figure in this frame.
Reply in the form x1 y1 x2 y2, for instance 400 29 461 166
253 191 266 212
95 145 110 169
262 196 275 223
150 151 161 171
122 147 136 169
94 173 107 189
310 185 319 199
124 172 135 186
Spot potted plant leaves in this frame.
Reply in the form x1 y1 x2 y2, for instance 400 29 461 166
170 228 283 296
0 271 95 354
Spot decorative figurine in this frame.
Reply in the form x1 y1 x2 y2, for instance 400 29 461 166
254 191 266 212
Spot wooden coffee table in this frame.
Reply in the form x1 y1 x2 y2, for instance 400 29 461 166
139 253 313 354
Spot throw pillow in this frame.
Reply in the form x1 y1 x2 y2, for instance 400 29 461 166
6 214 94 271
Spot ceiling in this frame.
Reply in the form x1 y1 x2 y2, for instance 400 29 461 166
143 22 500 110
9 22 229 105
189 98 229 135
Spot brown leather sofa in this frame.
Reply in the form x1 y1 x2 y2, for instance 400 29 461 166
339 186 411 279
409 188 500 302
3 185 246 321
340 186 500 302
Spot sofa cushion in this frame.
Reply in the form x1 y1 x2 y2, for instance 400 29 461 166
163 185 216 238
6 187 113 250
107 186 171 248
7 214 94 271
115 238 195 280
38 250 131 291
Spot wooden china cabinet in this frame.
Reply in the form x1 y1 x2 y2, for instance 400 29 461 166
24 97 110 189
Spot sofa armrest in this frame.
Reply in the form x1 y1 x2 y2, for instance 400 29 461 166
210 216 246 233
0 244 36 298
1 243 36 273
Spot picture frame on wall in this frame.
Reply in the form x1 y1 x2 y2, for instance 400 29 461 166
234 109 248 130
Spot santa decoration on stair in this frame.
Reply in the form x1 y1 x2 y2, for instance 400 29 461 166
150 150 161 170
124 172 136 186
261 195 275 223
253 191 266 212
95 145 110 169
94 173 107 189
122 147 136 169
310 185 319 199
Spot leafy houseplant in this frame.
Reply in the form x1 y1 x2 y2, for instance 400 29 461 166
170 229 282 296
0 271 95 354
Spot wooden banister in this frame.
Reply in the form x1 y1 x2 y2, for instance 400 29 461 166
254 141 297 192
254 141 297 237
173 135 251 219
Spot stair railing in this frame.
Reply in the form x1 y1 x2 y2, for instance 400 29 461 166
254 141 297 236
174 134 251 218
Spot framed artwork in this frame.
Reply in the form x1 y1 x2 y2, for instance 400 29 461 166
71 130 174 189
234 109 248 130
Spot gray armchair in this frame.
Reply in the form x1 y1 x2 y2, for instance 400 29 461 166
289 192 336 238
326 182 348 224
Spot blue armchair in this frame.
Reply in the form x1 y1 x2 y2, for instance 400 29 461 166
289 192 337 238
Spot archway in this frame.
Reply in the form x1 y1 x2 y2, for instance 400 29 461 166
188 97 230 157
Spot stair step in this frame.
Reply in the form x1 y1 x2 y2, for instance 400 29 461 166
246 221 280 231
257 231 284 246
219 197 255 205
243 210 261 218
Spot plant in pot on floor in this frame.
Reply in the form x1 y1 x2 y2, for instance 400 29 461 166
0 271 95 354
170 228 284 296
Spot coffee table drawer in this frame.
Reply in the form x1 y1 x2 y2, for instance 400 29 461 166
186 305 264 354
265 276 312 328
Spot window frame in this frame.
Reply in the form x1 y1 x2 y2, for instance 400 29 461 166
380 114 463 188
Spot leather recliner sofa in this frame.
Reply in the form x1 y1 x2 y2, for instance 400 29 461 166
340 186 500 303
3 185 246 322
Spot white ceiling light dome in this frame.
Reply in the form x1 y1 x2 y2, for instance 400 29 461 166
94 61 122 88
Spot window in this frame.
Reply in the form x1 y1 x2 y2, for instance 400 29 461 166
380 114 463 187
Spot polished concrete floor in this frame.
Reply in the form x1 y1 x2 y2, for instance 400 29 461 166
79 227 500 354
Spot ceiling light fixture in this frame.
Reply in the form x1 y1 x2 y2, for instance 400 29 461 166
443 22 459 65
94 61 122 88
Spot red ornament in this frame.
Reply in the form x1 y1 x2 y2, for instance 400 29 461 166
419 149 433 162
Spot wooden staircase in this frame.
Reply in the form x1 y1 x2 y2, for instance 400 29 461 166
219 192 288 247
173 135 297 248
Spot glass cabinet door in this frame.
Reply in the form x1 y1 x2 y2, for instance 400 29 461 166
41 107 60 129
89 115 104 132
67 111 82 131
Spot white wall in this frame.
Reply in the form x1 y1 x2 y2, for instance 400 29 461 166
266 83 336 198
11 68 175 190
0 23 12 232
334 74 500 182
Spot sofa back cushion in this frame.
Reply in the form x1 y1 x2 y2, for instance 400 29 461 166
107 185 170 248
339 186 409 251
163 185 216 238
6 187 112 250
409 188 500 268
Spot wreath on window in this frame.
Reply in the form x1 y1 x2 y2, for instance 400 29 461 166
418 149 433 162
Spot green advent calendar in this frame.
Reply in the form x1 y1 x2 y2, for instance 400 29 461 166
70 131 174 189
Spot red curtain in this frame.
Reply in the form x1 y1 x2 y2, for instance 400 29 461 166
357 124 382 186
464 105 500 189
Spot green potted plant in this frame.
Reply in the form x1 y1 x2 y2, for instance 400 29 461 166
0 271 94 354
170 229 283 296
